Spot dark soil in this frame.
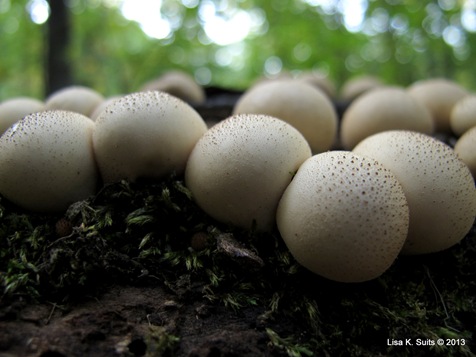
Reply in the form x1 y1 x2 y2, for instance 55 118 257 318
0 285 278 357
1 87 475 357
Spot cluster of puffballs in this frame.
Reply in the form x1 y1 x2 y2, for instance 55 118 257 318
0 70 475 283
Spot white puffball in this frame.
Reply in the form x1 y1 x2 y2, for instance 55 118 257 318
353 130 476 254
233 79 338 153
185 114 312 232
0 110 99 213
276 151 409 282
92 91 207 183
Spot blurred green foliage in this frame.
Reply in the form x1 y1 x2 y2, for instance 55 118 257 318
1 0 476 100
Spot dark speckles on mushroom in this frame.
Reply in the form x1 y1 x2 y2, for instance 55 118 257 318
0 110 99 213
353 130 476 254
185 114 311 232
276 151 409 283
92 91 207 183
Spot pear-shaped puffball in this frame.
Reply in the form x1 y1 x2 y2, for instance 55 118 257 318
450 95 476 136
353 130 476 255
233 79 338 153
276 151 409 283
0 97 45 135
454 126 476 178
92 91 207 183
140 71 206 104
185 114 312 232
340 87 434 149
45 85 105 117
0 110 98 213
407 78 468 133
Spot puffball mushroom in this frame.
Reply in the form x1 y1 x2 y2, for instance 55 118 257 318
233 79 338 153
0 110 98 213
92 91 207 183
185 114 312 232
407 78 468 133
339 75 383 101
0 97 45 135
276 151 409 283
450 95 476 136
353 130 476 255
140 70 206 104
340 87 434 149
295 70 336 99
454 126 476 178
45 85 105 117
89 95 123 121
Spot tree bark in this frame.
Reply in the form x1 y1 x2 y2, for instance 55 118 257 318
45 0 72 96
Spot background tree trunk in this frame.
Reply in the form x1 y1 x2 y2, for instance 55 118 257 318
45 0 72 96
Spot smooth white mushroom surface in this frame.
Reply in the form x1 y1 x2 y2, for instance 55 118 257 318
340 87 434 149
0 110 98 213
295 70 336 99
233 79 338 153
185 114 312 232
450 95 476 136
454 126 476 178
0 97 45 135
45 85 105 117
407 78 468 133
339 75 383 101
276 151 409 283
353 130 476 255
92 91 207 183
140 70 206 104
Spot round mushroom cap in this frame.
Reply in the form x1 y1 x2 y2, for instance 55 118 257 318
93 91 207 183
276 151 409 283
233 79 338 153
185 114 312 232
0 97 45 135
340 87 434 149
45 85 105 117
89 95 123 121
296 70 336 99
0 110 98 213
450 95 476 136
454 126 476 178
353 130 476 255
339 75 383 101
140 70 206 104
407 78 468 133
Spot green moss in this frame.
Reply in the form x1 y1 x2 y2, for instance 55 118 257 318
1 176 475 356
